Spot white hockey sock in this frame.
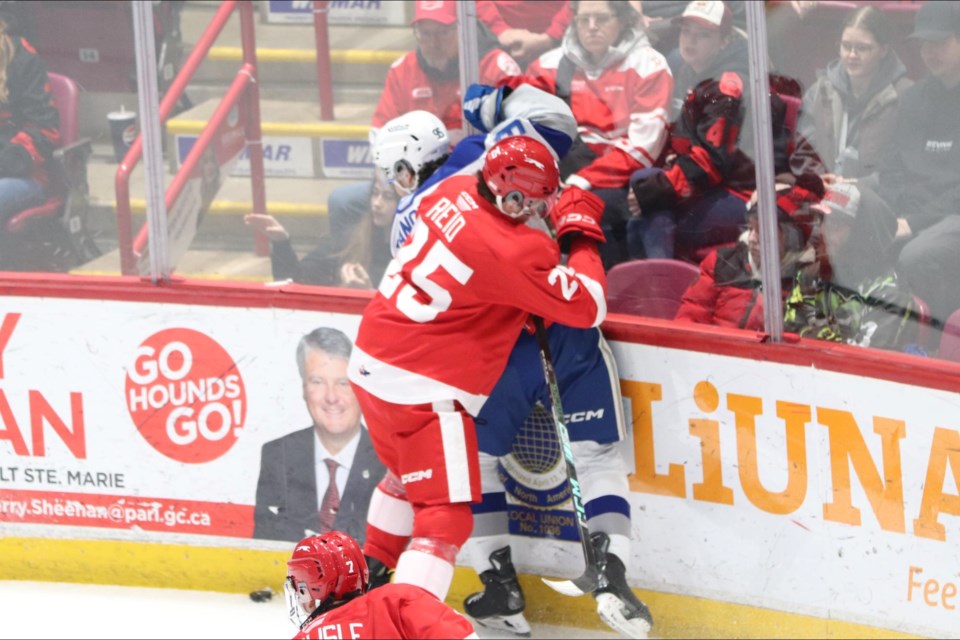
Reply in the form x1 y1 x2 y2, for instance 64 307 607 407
607 532 631 565
393 549 455 601
465 533 512 574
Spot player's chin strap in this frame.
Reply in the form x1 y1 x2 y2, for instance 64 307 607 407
531 315 606 597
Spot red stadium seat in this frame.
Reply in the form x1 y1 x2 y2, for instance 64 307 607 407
606 258 700 319
936 308 960 363
1 72 100 272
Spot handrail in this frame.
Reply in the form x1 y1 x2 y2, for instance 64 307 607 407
115 0 267 275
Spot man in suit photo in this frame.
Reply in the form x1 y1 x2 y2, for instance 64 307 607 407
253 326 385 543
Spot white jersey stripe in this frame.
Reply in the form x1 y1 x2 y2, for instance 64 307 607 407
435 400 473 503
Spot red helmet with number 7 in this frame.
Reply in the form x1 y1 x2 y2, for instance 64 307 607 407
284 531 369 627
482 135 560 219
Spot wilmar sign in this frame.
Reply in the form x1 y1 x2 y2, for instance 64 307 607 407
0 300 361 539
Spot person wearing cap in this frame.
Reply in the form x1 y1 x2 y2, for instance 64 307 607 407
324 1 522 263
668 0 749 118
676 182 820 330
372 0 522 145
799 6 912 185
784 182 916 351
525 0 674 270
877 0 960 328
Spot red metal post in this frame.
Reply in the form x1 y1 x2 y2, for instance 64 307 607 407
239 0 269 256
313 0 335 120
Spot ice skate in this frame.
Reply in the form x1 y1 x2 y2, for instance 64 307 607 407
590 533 654 639
463 546 531 637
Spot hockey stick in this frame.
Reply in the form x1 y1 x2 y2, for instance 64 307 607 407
532 316 606 596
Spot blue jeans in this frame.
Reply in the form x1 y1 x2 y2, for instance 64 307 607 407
592 186 631 270
0 177 44 225
627 170 747 259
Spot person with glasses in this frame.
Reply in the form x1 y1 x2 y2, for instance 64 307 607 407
676 180 822 330
323 1 522 283
799 6 911 186
525 0 674 270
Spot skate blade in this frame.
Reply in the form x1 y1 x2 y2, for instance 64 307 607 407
471 612 532 637
541 577 588 597
596 592 652 639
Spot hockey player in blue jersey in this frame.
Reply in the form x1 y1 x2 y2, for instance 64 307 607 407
365 81 653 640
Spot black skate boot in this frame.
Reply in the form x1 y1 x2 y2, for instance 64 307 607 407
591 533 654 639
463 546 531 637
365 555 393 591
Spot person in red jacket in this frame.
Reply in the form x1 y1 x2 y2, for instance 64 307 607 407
286 531 477 639
372 0 522 145
525 0 673 269
347 135 607 604
0 7 59 260
477 0 573 69
326 0 523 267
676 181 822 329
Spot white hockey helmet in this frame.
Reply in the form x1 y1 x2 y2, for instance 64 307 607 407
373 110 450 194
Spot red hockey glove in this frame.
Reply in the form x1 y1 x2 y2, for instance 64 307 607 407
550 186 606 244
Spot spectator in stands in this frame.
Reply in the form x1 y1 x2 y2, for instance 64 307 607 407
477 0 572 70
878 1 960 328
627 72 824 261
667 1 748 117
676 181 820 330
0 7 59 260
799 6 912 187
638 0 746 57
784 182 915 351
525 0 673 269
244 170 397 288
325 0 520 255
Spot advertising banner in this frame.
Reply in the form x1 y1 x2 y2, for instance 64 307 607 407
0 295 957 637
176 135 316 178
264 0 407 26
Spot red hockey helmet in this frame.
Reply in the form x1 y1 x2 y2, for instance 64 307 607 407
482 135 560 219
284 531 369 627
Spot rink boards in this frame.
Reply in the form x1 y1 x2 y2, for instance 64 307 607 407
0 274 957 639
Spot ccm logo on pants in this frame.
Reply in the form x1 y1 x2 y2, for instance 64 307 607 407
402 469 434 484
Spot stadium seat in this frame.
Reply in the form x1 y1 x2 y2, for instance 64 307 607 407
910 295 932 354
1 71 100 272
936 308 960 363
606 258 700 319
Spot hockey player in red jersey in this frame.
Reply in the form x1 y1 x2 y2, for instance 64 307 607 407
286 531 477 639
347 135 607 604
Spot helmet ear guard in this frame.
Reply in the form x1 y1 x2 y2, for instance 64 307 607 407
482 135 560 219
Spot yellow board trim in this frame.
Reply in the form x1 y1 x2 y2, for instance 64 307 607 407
165 119 370 138
208 46 404 65
0 537 918 639
120 198 327 217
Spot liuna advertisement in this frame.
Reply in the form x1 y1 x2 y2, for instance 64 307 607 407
0 294 957 638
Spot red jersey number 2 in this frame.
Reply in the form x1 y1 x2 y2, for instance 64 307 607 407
379 221 475 323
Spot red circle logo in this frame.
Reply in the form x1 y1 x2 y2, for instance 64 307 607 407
125 328 247 463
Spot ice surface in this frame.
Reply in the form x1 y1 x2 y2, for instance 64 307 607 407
0 580 622 639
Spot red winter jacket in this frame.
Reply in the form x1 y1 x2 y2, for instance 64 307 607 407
371 48 521 143
676 243 790 331
525 29 672 190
